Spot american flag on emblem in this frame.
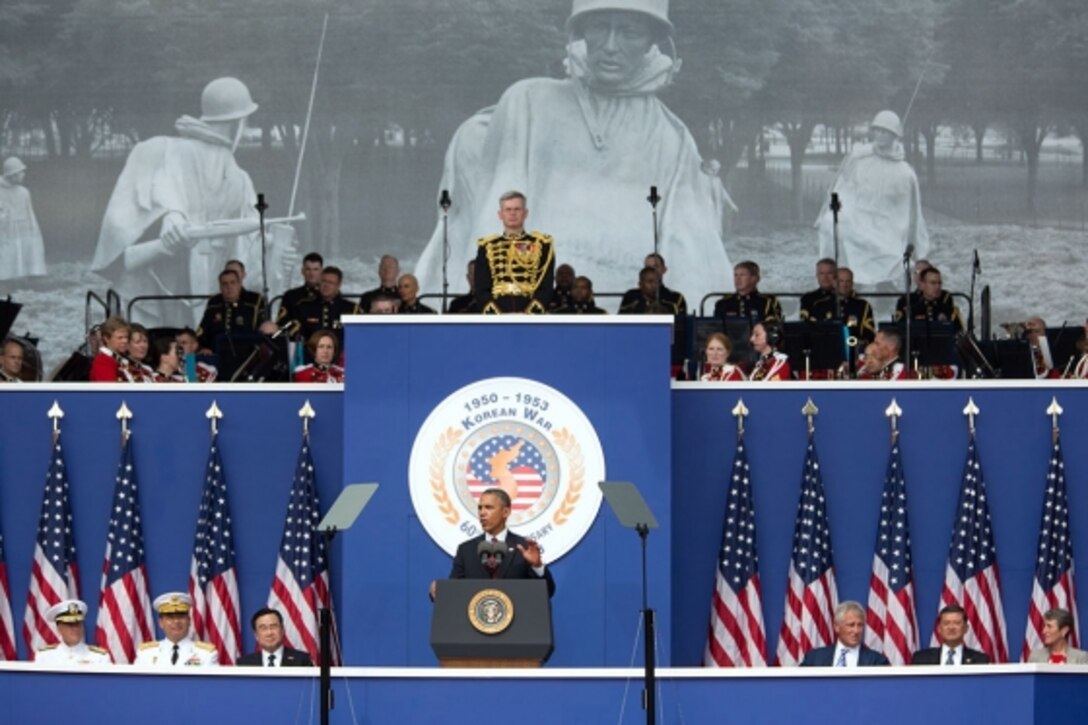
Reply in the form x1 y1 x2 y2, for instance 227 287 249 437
268 437 340 665
465 435 546 512
1021 435 1078 660
704 435 767 667
188 434 241 664
23 433 80 657
776 435 838 666
864 436 918 665
95 433 154 663
0 519 16 660
933 431 1009 662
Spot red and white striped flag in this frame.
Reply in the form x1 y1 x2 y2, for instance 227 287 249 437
0 518 16 660
776 435 838 666
1021 435 1078 660
933 431 1009 662
188 433 242 663
864 435 918 665
95 433 154 663
23 433 81 657
705 435 766 666
267 436 340 664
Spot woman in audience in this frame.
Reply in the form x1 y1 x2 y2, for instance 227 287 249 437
293 330 345 383
749 322 791 381
127 323 156 382
89 317 136 382
700 332 744 381
150 336 186 383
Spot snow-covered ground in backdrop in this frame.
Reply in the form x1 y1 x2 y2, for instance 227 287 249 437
3 220 1084 378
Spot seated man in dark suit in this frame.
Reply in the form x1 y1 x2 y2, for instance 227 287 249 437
800 601 890 667
430 487 555 600
911 604 990 665
236 607 314 667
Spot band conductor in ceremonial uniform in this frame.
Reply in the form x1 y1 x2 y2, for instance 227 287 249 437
134 592 218 666
474 191 555 315
34 599 112 666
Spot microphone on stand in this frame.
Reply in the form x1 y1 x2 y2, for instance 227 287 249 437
902 243 915 262
646 185 660 208
439 189 451 212
973 249 981 274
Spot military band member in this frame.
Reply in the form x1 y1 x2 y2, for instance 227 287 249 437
1 338 24 382
447 260 479 313
554 276 607 314
475 191 554 314
749 321 791 381
894 266 963 333
857 330 908 380
195 268 272 352
398 273 437 314
291 266 359 347
835 267 876 345
34 599 111 666
176 328 218 382
89 316 138 383
619 267 682 315
642 253 687 315
714 261 782 324
358 255 401 314
278 252 323 325
549 263 576 311
799 258 838 322
293 330 345 383
700 332 744 381
134 592 218 666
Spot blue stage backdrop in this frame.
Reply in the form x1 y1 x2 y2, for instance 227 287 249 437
341 317 675 667
671 383 1088 666
0 386 343 661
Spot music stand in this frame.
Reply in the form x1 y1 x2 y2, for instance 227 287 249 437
882 321 958 370
0 298 22 341
721 318 754 363
599 481 659 725
985 339 1035 379
315 482 379 725
1047 327 1084 376
782 321 845 377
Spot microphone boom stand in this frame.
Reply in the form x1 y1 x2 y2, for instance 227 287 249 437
440 190 451 312
255 193 270 314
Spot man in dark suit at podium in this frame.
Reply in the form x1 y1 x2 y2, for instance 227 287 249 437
911 604 990 665
236 607 314 667
431 488 555 599
800 601 890 667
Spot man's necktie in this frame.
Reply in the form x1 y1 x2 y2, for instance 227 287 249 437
945 648 955 665
488 537 500 579
171 643 179 665
835 649 847 667
268 653 276 667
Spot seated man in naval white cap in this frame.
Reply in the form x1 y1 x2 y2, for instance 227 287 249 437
134 592 218 666
35 599 111 665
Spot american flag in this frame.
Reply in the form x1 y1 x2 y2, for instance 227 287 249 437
933 431 1009 662
465 435 546 513
864 435 918 665
0 519 16 660
188 434 242 664
22 433 80 657
1021 434 1078 660
776 435 838 666
704 435 767 667
267 437 339 665
94 433 154 663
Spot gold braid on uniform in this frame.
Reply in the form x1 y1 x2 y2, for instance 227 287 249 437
481 232 554 315
750 355 770 381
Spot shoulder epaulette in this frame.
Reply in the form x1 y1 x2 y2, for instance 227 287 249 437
477 233 503 246
87 644 108 654
38 643 58 651
528 231 553 242
194 641 216 652
139 641 159 650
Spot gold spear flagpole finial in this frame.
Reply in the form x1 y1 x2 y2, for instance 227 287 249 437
732 398 749 436
116 401 133 441
1047 396 1063 442
206 400 223 436
885 398 903 439
47 400 64 437
299 399 316 437
801 397 819 435
963 397 980 434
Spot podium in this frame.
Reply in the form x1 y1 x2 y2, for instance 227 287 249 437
431 579 553 667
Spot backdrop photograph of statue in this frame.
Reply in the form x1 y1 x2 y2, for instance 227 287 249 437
0 0 1085 373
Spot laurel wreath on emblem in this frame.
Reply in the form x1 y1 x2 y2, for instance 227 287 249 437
550 427 584 526
430 427 463 524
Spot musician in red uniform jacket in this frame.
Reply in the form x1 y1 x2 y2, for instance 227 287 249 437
293 330 344 383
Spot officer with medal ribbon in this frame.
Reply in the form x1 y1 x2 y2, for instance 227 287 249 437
34 599 112 666
474 191 555 315
134 592 218 666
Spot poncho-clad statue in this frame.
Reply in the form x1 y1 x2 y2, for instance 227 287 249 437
816 110 929 287
0 157 46 280
92 78 289 328
415 0 731 307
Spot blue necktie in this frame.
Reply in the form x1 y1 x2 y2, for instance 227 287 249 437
945 648 955 665
835 649 847 667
